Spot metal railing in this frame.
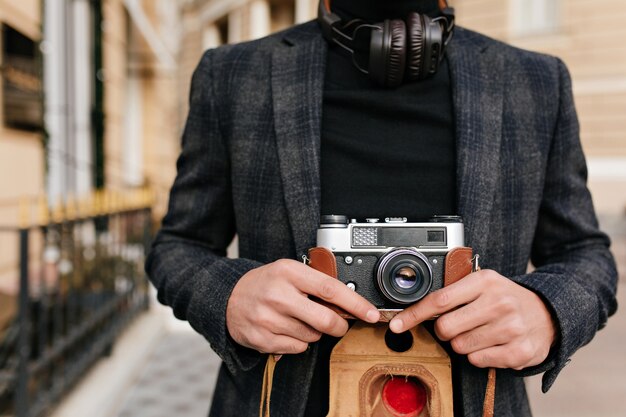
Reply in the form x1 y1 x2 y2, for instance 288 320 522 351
0 189 153 417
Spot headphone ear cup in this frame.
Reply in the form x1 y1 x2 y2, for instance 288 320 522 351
406 12 426 81
420 14 446 79
369 19 406 88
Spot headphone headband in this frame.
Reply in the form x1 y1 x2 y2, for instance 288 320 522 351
320 0 452 16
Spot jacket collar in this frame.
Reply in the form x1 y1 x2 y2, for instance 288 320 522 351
272 22 504 261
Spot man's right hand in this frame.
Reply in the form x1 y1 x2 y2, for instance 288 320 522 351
226 259 380 355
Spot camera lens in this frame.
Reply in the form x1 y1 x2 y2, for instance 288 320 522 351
392 266 419 290
376 248 433 305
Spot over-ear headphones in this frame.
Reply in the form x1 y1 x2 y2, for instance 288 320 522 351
318 0 455 88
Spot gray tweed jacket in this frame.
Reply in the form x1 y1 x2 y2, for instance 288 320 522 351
145 21 618 417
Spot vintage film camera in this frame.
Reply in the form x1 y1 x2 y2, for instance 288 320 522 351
306 215 474 417
314 214 465 312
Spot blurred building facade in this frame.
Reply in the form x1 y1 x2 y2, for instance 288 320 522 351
41 0 181 215
0 0 181 351
1 4 161 414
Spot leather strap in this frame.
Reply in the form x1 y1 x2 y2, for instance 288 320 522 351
471 257 496 417
482 367 496 417
259 354 281 417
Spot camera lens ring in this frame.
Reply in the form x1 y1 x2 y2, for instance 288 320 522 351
376 248 433 305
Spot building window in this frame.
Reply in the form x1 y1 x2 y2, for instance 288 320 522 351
270 0 295 34
511 0 560 36
1 24 43 131
213 15 229 45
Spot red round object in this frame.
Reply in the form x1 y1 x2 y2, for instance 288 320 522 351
382 377 427 417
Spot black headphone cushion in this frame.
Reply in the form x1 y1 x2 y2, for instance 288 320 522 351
406 12 425 81
385 19 407 88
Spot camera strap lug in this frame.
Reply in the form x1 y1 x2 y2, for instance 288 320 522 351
472 253 480 273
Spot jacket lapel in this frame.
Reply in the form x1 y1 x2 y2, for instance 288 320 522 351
271 27 327 259
447 29 504 257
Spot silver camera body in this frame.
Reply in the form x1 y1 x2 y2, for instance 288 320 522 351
316 215 465 309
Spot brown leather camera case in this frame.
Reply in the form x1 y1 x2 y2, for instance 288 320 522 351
327 322 454 417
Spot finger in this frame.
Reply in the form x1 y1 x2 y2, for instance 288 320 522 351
294 266 380 323
288 297 350 337
258 334 310 355
269 315 323 343
466 342 536 370
390 271 487 333
434 297 495 341
240 327 308 354
449 323 511 355
253 301 325 341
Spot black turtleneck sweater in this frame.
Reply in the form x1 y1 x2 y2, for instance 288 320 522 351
308 0 458 416
320 0 456 221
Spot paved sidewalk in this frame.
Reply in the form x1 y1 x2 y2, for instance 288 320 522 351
50 302 222 417
112 326 220 417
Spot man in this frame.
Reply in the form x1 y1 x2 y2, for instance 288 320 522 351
145 0 618 415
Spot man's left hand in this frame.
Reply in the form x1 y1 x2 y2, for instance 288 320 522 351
389 269 557 370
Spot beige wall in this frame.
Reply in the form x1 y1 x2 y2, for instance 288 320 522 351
103 0 129 193
137 1 180 219
0 0 40 40
0 0 44 218
178 5 205 137
141 73 180 218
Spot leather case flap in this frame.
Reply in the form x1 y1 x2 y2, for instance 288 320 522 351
308 247 352 319
444 246 473 287
308 247 338 279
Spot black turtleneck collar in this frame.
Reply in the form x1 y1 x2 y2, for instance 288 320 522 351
331 0 441 22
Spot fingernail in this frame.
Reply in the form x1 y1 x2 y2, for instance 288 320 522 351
366 309 380 323
390 319 403 333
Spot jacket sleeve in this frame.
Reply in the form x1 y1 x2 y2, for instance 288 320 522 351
145 49 264 374
509 58 618 392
